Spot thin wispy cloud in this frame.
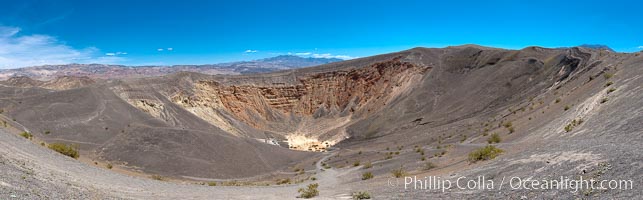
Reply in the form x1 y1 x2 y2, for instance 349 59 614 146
0 26 123 69
167 48 173 51
244 49 258 53
638 46 643 49
310 53 354 60
288 51 353 60
157 48 164 51
33 10 74 29
295 52 312 56
105 52 127 56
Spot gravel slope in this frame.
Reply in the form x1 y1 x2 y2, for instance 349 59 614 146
0 129 358 199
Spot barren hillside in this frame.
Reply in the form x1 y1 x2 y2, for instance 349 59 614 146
1 45 641 199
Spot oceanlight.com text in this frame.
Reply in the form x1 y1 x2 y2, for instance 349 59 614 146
392 176 634 193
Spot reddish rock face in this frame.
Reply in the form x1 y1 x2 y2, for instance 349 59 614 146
176 58 430 131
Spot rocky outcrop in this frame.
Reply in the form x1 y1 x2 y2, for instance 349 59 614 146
168 58 429 144
112 84 166 119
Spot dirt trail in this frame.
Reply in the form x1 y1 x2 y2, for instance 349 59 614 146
0 129 358 199
0 114 29 133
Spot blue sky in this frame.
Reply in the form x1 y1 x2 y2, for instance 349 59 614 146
0 0 641 68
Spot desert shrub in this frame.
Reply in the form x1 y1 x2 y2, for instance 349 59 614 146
607 88 616 94
40 142 45 146
468 145 504 163
503 122 512 128
323 165 331 169
220 180 243 186
564 118 583 132
298 183 319 198
487 133 501 144
603 73 613 79
600 98 608 104
207 182 217 186
362 161 372 169
20 132 33 139
564 105 570 111
391 166 405 178
434 150 447 157
48 143 79 159
423 162 437 171
604 81 613 87
353 160 360 167
508 127 515 134
276 178 291 185
292 168 304 174
151 175 164 181
106 163 113 169
44 130 51 135
361 172 373 180
310 177 316 181
555 98 561 103
352 191 371 199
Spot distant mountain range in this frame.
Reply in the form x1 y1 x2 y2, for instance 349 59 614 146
0 55 343 80
579 44 615 52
